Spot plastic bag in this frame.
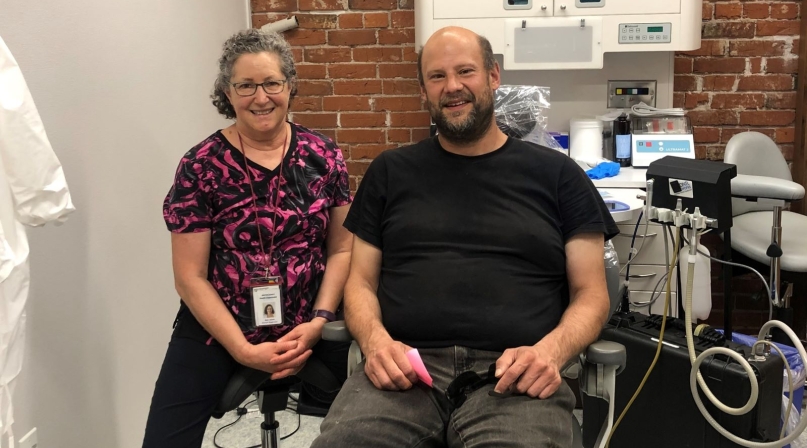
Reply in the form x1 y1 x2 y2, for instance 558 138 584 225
494 85 562 150
604 240 619 269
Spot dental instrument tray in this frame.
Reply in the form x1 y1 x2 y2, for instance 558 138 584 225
583 312 784 448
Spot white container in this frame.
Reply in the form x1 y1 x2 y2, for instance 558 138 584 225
679 243 712 322
569 118 603 161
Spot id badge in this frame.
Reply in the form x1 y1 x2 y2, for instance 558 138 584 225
250 276 283 327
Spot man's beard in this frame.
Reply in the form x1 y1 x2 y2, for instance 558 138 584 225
427 89 495 146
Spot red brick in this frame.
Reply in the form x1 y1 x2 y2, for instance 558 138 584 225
328 30 377 46
296 64 327 79
379 63 418 78
694 127 721 143
739 110 795 126
721 127 776 143
779 144 794 161
333 80 383 95
341 112 387 127
680 40 727 57
749 57 764 73
319 129 337 140
296 14 339 29
687 110 740 126
348 0 396 8
743 3 770 19
765 57 799 74
391 10 415 28
756 20 800 36
375 96 423 111
684 93 710 109
729 40 786 56
383 79 421 95
771 3 799 20
252 0 297 13
674 75 698 91
337 129 385 143
296 80 332 96
715 3 742 19
693 57 746 74
703 2 714 20
412 128 431 141
292 96 323 112
329 64 377 79
775 127 795 143
338 13 363 28
702 75 737 91
349 176 359 192
346 161 371 175
704 144 727 160
292 48 303 61
292 112 338 128
350 144 396 159
674 57 693 74
710 93 765 109
792 38 800 55
364 12 389 28
285 29 327 46
387 128 411 142
736 75 793 91
378 29 415 45
252 14 282 29
323 96 372 111
305 47 352 63
353 47 403 62
765 92 797 109
673 92 685 108
299 0 346 10
390 112 431 127
702 22 756 39
403 46 418 61
398 0 414 8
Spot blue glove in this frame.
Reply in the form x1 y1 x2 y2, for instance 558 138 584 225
586 161 621 180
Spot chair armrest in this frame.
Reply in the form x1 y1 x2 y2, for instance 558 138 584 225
322 320 354 342
731 174 805 201
585 340 626 374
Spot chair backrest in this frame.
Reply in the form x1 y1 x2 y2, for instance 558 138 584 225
724 131 792 216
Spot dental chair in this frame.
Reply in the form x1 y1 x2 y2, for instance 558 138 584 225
321 259 628 448
724 132 807 340
212 357 341 448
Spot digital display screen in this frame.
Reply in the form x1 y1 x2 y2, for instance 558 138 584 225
507 0 530 4
647 26 664 32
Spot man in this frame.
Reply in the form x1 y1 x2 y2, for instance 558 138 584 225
312 26 619 447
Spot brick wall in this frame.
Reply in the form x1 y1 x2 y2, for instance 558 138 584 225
675 1 800 162
251 0 427 192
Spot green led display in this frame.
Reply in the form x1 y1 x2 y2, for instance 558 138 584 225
647 26 664 32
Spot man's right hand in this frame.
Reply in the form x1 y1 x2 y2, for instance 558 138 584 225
235 340 313 380
363 333 418 391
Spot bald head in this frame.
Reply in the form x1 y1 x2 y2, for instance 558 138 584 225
417 27 496 86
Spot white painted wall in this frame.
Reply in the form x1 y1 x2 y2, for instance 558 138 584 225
0 1 248 446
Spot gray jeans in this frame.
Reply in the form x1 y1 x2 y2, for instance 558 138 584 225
311 346 576 448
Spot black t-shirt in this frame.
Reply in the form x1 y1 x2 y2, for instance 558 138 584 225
344 137 619 351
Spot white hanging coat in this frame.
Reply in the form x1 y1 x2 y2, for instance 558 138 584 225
0 35 75 448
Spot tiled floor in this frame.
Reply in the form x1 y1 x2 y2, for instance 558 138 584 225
203 392 807 448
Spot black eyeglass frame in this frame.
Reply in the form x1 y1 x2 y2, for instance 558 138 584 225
230 79 288 97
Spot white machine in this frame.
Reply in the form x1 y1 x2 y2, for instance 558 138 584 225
631 115 695 168
415 0 702 70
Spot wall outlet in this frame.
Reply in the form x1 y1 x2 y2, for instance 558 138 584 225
19 428 37 448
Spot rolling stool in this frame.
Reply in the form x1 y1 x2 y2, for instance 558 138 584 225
213 357 341 448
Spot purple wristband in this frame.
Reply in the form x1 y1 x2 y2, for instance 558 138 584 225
312 309 337 322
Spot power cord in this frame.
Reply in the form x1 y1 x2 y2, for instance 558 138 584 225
630 102 685 117
212 394 303 448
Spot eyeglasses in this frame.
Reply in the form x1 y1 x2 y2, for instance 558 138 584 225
230 79 287 97
445 363 512 409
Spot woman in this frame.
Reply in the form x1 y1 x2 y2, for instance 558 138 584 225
143 29 352 447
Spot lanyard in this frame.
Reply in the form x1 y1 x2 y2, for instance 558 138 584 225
237 125 289 277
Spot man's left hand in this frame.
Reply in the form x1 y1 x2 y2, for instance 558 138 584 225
493 342 562 399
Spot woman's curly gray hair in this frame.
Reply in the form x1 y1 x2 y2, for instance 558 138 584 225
211 29 298 119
